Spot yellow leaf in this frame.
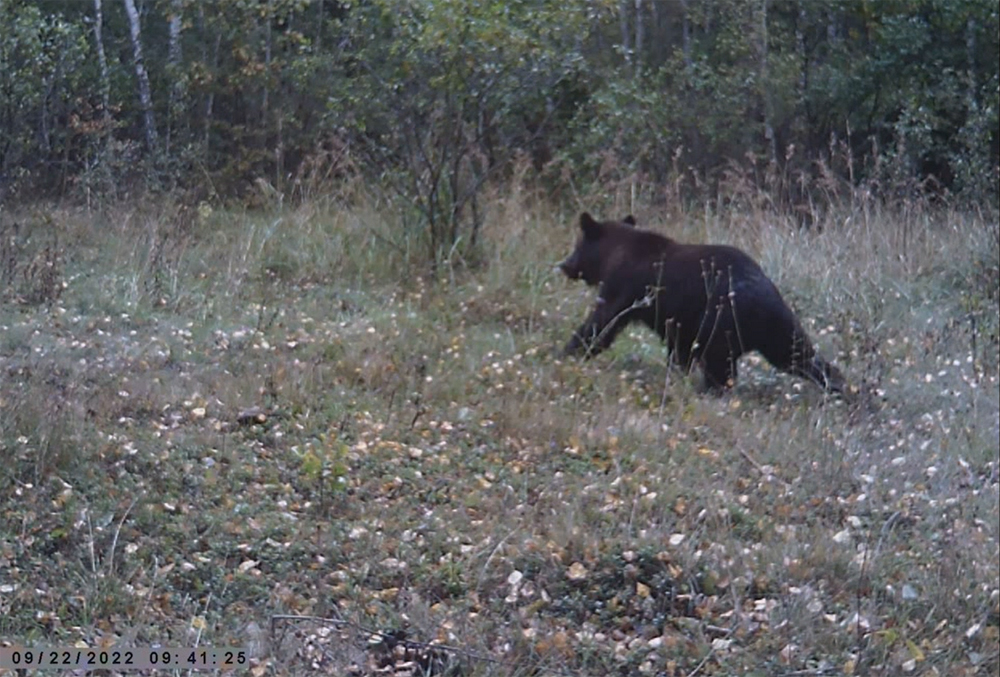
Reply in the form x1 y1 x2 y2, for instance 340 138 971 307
377 587 399 601
697 446 719 460
905 639 925 662
567 562 588 580
636 582 650 598
876 627 898 643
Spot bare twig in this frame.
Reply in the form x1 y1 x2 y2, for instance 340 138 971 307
685 644 716 677
738 445 792 491
107 497 138 577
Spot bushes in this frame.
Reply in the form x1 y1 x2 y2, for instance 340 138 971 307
0 0 996 251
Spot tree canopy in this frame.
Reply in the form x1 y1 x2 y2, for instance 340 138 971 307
1 0 996 221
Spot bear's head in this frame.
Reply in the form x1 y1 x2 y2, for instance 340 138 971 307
558 213 635 286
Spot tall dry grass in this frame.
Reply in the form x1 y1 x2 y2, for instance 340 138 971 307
0 170 996 674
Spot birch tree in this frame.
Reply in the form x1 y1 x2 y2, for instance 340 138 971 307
123 0 157 153
92 0 112 129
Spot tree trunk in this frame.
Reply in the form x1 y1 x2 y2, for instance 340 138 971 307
759 0 777 164
634 0 644 76
619 0 631 66
263 0 276 185
196 4 221 162
648 0 660 65
122 0 158 154
680 0 692 71
205 32 221 157
92 0 112 129
315 0 323 51
965 16 977 109
166 0 184 154
796 0 807 94
795 0 809 158
263 0 273 120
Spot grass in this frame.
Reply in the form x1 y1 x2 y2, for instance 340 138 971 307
0 183 997 676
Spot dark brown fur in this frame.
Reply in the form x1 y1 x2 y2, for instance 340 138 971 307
559 213 846 394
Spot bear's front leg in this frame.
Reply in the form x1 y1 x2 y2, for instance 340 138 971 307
564 295 631 358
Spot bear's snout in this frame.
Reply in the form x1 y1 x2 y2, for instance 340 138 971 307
558 257 580 279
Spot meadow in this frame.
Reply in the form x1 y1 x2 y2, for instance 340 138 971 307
1 181 997 676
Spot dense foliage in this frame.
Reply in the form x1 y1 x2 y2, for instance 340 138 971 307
1 4 998 673
1 0 997 246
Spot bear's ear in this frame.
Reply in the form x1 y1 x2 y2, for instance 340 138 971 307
622 215 637 226
579 212 602 238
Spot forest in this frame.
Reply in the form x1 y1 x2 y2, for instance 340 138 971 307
1 1 998 676
2 1 998 229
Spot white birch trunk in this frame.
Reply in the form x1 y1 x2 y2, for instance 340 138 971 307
123 0 158 153
92 0 112 128
619 0 631 66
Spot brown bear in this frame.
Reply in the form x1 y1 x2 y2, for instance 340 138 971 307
559 213 846 394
